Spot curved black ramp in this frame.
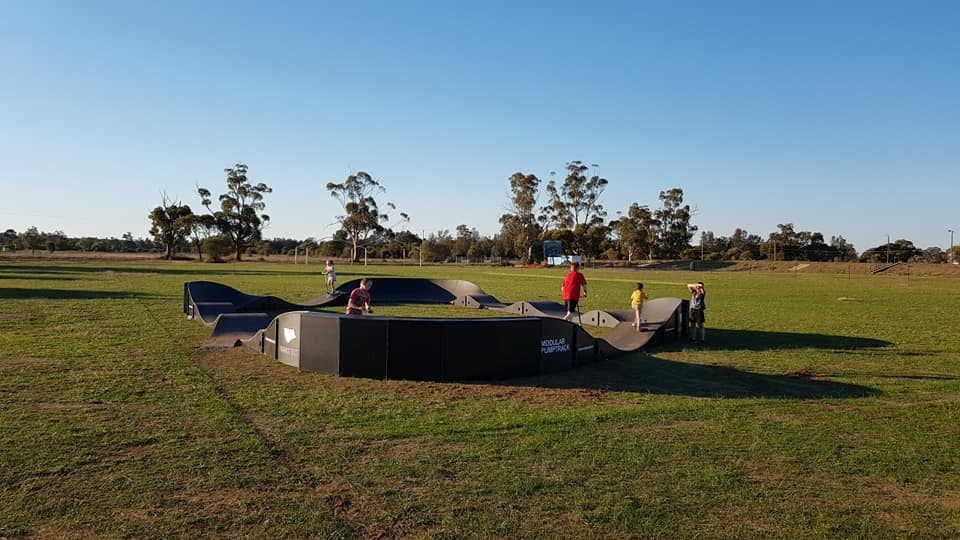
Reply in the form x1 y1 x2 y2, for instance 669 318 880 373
184 281 257 324
596 298 686 355
597 324 658 354
184 281 308 324
638 297 685 325
329 278 490 305
207 313 274 347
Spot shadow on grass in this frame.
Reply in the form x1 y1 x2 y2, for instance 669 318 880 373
506 327 888 398
0 288 161 300
0 263 335 279
512 355 880 398
0 274 82 281
673 328 892 351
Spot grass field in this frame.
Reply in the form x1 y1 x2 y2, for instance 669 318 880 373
1 259 958 539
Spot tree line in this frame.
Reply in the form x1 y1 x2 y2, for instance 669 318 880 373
5 161 957 264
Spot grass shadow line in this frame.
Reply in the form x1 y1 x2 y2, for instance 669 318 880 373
505 354 880 399
667 328 892 352
0 288 162 300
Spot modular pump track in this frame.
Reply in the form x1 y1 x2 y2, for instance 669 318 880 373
184 278 689 382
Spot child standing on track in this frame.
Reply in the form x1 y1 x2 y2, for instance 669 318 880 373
561 261 587 322
631 282 649 329
323 259 337 293
346 278 373 315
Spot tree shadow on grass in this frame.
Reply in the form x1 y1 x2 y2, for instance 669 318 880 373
0 264 325 278
0 274 82 281
674 328 892 352
511 355 880 398
506 328 889 398
0 288 161 300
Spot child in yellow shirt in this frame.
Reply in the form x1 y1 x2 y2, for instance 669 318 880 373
630 282 649 328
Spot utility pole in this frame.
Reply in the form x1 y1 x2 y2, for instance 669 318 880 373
949 229 955 264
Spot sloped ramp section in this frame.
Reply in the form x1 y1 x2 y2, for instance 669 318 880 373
326 278 489 305
598 324 659 353
597 297 686 355
207 313 275 348
184 281 314 325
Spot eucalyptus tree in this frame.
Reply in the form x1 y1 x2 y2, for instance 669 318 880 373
197 163 272 261
654 188 696 259
499 172 542 263
541 161 608 231
148 193 195 260
326 172 406 261
613 203 657 261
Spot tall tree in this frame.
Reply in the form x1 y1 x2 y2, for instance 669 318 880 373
148 194 195 260
499 172 542 263
1 229 17 250
326 172 400 261
197 163 272 261
654 188 696 259
188 213 216 261
18 226 41 255
612 203 657 261
830 235 857 261
541 161 608 230
860 239 921 263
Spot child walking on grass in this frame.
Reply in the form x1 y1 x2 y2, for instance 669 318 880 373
322 260 337 293
631 282 648 329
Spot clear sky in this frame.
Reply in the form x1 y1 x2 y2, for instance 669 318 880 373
2 0 958 253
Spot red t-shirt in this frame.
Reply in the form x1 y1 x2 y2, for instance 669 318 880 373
561 271 587 300
346 287 371 315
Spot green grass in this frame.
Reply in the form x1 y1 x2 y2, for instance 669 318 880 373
1 260 958 538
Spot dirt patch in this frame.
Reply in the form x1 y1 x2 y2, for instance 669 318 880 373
0 312 35 322
34 401 115 410
754 412 797 422
870 477 960 516
1 356 56 368
784 368 819 379
376 441 422 460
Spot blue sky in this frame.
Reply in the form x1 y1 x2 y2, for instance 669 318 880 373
2 0 957 252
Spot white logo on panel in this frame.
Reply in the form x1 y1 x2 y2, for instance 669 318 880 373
283 327 297 343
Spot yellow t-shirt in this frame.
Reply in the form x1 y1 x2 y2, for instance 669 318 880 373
630 289 648 307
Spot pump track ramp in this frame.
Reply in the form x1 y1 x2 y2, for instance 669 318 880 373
184 279 687 379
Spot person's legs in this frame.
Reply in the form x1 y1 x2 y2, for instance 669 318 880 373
690 309 705 342
633 306 640 327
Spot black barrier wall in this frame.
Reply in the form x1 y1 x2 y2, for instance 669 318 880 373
253 312 601 381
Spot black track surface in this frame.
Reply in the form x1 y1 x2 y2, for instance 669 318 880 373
184 279 684 354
